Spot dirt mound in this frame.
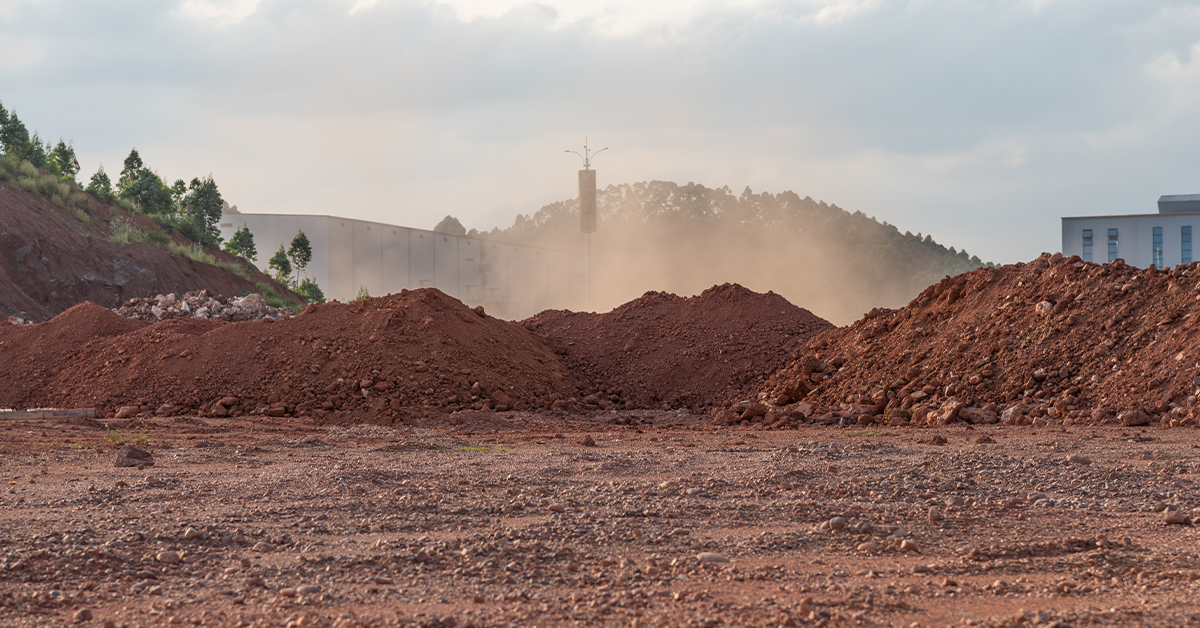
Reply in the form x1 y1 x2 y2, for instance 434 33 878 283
758 253 1200 428
0 184 301 321
522 283 834 410
0 288 578 423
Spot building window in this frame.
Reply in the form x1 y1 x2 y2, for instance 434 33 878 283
1082 229 1092 262
1107 229 1118 262
1153 227 1163 268
1183 226 1192 265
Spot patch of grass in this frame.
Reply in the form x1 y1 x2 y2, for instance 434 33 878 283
456 446 490 452
135 432 149 444
109 216 144 244
144 230 171 246
106 430 127 444
843 429 881 437
72 207 90 223
167 241 216 264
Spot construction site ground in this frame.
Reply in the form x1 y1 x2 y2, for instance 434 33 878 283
3 413 1200 628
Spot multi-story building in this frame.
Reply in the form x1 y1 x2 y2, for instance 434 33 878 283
219 213 585 319
1061 195 1200 268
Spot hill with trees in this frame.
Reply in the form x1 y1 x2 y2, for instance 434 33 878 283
0 97 303 320
478 181 989 324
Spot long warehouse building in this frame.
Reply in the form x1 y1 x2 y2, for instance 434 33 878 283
219 213 585 319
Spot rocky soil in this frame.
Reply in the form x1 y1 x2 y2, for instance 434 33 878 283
747 254 1200 431
524 283 833 411
3 415 1200 627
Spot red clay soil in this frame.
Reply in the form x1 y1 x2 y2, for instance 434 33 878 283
522 283 834 410
0 289 579 423
0 184 298 321
759 253 1200 428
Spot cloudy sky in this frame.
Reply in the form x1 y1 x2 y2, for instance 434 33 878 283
2 0 1198 264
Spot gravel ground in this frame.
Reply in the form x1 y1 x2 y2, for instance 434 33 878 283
3 413 1200 628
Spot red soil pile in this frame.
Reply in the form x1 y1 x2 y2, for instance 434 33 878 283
758 253 1200 428
522 283 834 410
0 289 578 423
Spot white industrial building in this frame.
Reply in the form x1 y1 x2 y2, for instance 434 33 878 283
1061 195 1200 268
219 213 585 319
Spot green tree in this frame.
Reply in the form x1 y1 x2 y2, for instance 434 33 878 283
223 225 257 262
117 149 145 193
181 176 224 246
353 285 370 301
0 100 8 128
170 179 187 205
87 165 115 203
27 133 50 171
296 277 326 304
120 170 173 215
287 229 312 283
433 215 466 235
0 111 31 161
268 244 292 283
48 139 79 182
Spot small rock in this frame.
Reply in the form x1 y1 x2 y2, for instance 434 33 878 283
900 539 920 553
670 527 692 536
547 503 567 513
156 551 181 565
1119 410 1151 426
280 587 297 597
856 540 878 552
115 444 154 468
1067 454 1092 465
1165 510 1191 525
182 527 202 540
252 541 274 553
697 552 730 563
297 584 322 595
945 495 965 507
578 435 597 447
928 506 943 522
828 517 848 531
73 608 93 622
912 564 931 574
115 406 138 419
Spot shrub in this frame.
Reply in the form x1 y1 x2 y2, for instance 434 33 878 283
18 160 37 178
167 241 216 265
18 176 37 194
145 231 170 246
296 277 326 304
109 216 144 244
73 207 90 223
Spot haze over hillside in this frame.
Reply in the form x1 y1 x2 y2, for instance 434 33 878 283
465 181 987 325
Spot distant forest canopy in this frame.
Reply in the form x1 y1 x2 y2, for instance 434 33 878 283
461 181 989 325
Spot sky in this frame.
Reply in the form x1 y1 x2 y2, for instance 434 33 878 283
1 0 1199 265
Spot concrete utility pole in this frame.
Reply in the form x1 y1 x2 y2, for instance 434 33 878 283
565 139 607 310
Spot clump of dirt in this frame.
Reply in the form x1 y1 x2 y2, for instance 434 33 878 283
523 283 834 410
759 253 1200 429
0 289 579 423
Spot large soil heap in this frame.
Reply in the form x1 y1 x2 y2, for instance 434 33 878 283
523 283 834 410
761 253 1200 428
0 289 578 422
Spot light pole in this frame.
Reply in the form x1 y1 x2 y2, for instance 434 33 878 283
565 139 607 310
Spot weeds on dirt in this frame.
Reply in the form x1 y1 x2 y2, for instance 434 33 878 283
843 429 881 437
108 216 145 245
106 430 126 444
168 241 216 265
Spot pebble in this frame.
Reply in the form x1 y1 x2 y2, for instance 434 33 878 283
73 608 93 622
157 551 181 565
547 503 567 513
928 506 943 522
252 541 274 553
280 588 297 597
183 527 202 540
944 495 965 507
900 540 920 553
1067 454 1092 465
828 517 848 531
697 552 730 563
1164 510 1190 525
856 540 878 552
297 584 322 595
670 528 691 536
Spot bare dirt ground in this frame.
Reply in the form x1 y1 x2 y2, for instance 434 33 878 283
4 412 1200 628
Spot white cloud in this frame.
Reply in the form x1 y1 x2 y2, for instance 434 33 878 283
177 0 262 25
